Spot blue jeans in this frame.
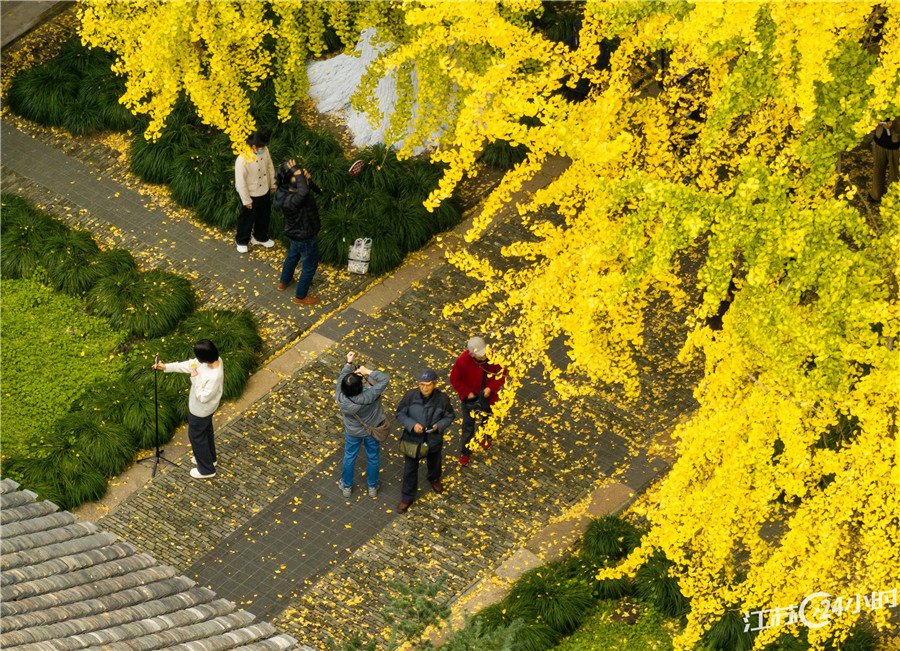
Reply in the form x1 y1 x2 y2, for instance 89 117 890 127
279 235 319 299
341 432 380 489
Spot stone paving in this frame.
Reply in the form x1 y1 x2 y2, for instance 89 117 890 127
1 58 701 650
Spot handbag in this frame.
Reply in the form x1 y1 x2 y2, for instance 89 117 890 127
399 437 430 459
353 413 392 443
348 238 372 275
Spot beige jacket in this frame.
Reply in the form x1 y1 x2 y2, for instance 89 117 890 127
235 148 276 205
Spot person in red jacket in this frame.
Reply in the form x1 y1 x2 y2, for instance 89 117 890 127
449 336 507 466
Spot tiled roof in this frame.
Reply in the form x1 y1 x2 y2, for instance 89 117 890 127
0 478 297 651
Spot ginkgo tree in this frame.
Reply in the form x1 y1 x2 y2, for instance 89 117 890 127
78 1 899 649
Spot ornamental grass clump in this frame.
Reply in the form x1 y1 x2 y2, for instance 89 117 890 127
506 563 596 636
0 195 67 279
634 550 690 618
7 439 108 511
481 138 529 170
581 514 644 563
87 268 196 338
702 609 757 651
6 38 138 135
175 310 263 399
40 228 101 295
79 376 186 450
51 410 136 478
560 553 633 600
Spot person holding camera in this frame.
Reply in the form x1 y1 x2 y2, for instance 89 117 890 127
153 339 224 479
395 369 456 513
449 336 507 467
274 158 322 306
335 352 390 498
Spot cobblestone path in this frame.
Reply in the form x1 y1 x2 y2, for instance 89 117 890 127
94 209 700 645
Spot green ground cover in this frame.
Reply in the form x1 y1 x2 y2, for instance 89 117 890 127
1 194 264 509
552 600 675 651
0 275 127 460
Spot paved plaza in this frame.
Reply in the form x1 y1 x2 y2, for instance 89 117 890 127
2 99 699 647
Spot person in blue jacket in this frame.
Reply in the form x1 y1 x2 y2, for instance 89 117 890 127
335 351 390 498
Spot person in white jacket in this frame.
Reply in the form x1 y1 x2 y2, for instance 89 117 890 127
153 339 225 479
234 131 276 254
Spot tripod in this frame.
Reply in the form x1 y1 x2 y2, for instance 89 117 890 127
137 357 179 477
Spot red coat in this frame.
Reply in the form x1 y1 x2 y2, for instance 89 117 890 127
449 350 507 405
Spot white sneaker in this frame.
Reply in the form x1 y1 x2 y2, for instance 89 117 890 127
236 243 249 253
368 485 378 498
251 237 275 248
190 468 216 479
339 482 352 498
191 456 217 466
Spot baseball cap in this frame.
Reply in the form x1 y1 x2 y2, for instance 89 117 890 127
418 368 438 383
467 336 487 357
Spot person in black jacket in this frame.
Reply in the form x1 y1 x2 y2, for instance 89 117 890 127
274 159 322 306
395 369 456 513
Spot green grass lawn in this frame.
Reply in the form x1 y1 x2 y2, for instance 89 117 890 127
552 599 678 651
0 275 127 461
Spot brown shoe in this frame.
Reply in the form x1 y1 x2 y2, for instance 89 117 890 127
292 295 320 306
430 479 444 494
276 282 288 291
397 502 410 513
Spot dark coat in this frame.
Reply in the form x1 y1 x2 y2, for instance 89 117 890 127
395 387 455 450
274 176 321 241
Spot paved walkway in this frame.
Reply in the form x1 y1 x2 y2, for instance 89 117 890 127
1 110 700 648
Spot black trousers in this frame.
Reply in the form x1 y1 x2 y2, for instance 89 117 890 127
400 445 442 503
460 401 491 455
235 193 271 245
188 412 217 475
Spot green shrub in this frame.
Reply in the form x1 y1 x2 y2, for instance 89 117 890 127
0 276 127 461
507 562 596 635
476 600 539 631
80 68 140 132
516 622 562 651
41 229 102 295
129 103 205 185
6 37 133 135
5 448 108 511
0 196 67 279
561 554 633 600
6 64 80 126
581 515 644 563
702 610 756 651
195 182 243 231
482 138 529 170
76 375 185 450
634 551 690 618
51 410 135 477
87 268 196 338
170 135 232 208
90 248 139 279
176 309 263 399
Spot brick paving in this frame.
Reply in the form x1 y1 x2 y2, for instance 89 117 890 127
2 105 701 648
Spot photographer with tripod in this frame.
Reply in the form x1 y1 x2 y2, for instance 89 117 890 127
153 339 224 480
